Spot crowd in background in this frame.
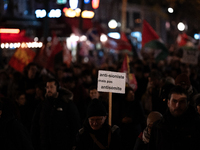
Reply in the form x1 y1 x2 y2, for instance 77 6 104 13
0 44 200 150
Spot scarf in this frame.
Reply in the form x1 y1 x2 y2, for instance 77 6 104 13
142 127 150 144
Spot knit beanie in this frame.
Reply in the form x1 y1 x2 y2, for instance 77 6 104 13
87 99 107 118
175 73 190 87
147 111 163 126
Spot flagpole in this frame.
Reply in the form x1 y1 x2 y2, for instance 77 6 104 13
108 92 112 126
121 0 127 33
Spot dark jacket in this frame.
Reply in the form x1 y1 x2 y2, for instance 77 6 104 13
149 105 200 150
75 121 123 150
133 132 148 150
32 88 81 150
0 97 34 150
0 116 34 150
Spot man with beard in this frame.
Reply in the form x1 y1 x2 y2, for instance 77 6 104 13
149 86 200 150
31 78 81 150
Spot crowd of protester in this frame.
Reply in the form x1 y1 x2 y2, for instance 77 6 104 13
0 46 200 150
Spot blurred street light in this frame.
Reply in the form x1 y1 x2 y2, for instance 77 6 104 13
168 7 174 13
177 22 185 31
108 19 118 29
100 34 107 42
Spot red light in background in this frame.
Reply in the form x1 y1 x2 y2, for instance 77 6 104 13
0 28 20 34
92 0 100 9
63 7 68 13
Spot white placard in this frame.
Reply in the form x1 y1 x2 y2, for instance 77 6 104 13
181 49 199 65
97 70 126 94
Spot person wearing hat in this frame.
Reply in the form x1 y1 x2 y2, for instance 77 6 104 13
133 111 163 150
148 86 200 150
75 99 123 150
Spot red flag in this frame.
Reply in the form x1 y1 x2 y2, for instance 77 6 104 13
120 54 137 91
142 20 159 47
9 47 36 72
34 44 49 68
103 36 132 51
63 42 71 68
46 33 63 73
120 54 130 73
176 33 188 47
121 32 130 43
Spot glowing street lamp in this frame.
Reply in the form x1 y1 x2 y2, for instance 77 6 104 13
108 19 118 29
168 7 174 13
177 22 185 31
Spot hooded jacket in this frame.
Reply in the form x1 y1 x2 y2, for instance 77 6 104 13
32 88 81 150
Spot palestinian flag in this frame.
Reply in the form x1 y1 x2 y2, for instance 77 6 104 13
142 20 168 62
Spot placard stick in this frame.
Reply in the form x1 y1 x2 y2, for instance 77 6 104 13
109 92 112 126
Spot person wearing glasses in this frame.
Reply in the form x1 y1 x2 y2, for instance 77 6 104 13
75 99 123 150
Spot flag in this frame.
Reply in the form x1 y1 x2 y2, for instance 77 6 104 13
63 41 72 68
142 20 159 47
34 44 49 68
46 33 63 73
34 33 63 73
9 47 36 72
142 20 168 62
120 54 137 91
176 32 196 48
102 36 132 52
176 33 188 47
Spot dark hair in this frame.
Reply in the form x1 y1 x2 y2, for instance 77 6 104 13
149 70 162 80
46 78 60 91
89 85 97 93
125 86 134 99
168 86 188 101
14 90 26 100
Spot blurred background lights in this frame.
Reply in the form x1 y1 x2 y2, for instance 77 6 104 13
168 7 174 13
48 9 61 18
35 9 46 18
1 42 43 49
100 34 108 42
0 28 20 34
108 32 120 39
81 10 95 18
57 0 67 4
131 31 142 42
84 0 90 4
108 19 118 29
1 43 5 49
80 35 87 41
69 0 79 10
34 37 39 42
70 33 79 42
177 22 185 31
92 0 100 9
194 33 200 40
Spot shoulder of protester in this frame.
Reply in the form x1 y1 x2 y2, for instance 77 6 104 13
59 87 73 103
78 125 120 135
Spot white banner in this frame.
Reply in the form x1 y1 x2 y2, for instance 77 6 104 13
97 70 126 94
